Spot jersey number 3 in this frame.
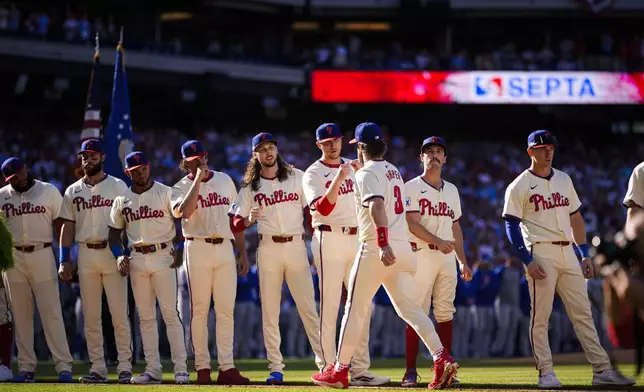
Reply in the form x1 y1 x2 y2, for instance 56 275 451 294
393 185 404 214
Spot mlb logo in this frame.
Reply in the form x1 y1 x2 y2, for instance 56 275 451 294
474 76 503 97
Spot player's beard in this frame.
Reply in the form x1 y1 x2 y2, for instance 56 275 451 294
12 171 35 193
261 157 277 168
83 162 103 177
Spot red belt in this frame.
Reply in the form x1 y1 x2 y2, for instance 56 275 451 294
85 241 108 249
410 242 438 252
185 237 224 245
133 243 168 254
259 234 305 243
317 225 358 235
14 243 52 253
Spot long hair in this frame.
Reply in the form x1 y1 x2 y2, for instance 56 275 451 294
242 153 294 191
360 140 388 159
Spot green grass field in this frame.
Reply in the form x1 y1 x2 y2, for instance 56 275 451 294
1 353 643 392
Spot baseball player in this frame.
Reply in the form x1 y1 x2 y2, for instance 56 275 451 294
108 151 189 385
502 130 635 388
171 140 250 385
230 132 324 384
0 277 12 382
312 123 458 390
0 157 74 383
624 160 644 226
57 139 133 384
303 123 390 387
402 136 471 388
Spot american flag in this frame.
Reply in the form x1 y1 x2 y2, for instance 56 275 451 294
80 35 102 141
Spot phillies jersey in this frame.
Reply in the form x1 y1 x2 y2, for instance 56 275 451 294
502 168 581 247
58 175 128 243
404 177 462 243
354 160 409 243
171 171 236 240
0 180 62 245
624 161 644 209
303 158 358 228
110 181 175 245
231 168 308 236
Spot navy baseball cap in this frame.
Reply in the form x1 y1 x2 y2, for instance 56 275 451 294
1 157 25 181
252 132 277 152
124 151 149 172
349 122 383 144
528 130 558 149
316 123 342 143
77 138 104 155
181 140 206 161
421 136 447 154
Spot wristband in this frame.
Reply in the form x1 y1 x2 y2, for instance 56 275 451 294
111 245 124 259
578 243 590 258
59 246 71 264
376 227 389 248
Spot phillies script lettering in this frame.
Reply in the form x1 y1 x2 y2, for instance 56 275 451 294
122 206 164 223
419 199 455 219
324 179 355 195
2 202 46 217
73 195 113 212
254 190 299 207
529 192 570 212
385 169 402 181
198 193 230 209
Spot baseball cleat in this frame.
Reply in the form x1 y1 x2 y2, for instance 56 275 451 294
58 371 73 383
266 371 284 385
537 373 563 389
311 365 349 389
0 365 13 382
448 376 461 388
217 368 250 385
592 369 636 386
13 371 35 383
428 353 459 390
118 371 132 384
79 372 107 384
196 369 212 385
174 372 190 384
350 371 390 386
401 369 419 387
131 373 162 384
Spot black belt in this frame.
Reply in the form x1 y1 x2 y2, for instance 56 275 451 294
538 241 571 246
259 234 305 243
85 241 108 249
14 243 52 253
318 225 358 235
185 237 224 245
410 242 438 252
133 243 168 254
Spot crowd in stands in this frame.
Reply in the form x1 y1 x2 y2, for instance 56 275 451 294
0 121 638 362
2 3 643 72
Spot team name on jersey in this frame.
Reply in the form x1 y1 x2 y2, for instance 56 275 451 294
419 199 455 219
197 192 230 209
385 169 402 181
73 195 113 212
324 179 355 195
2 202 46 217
122 206 165 222
254 190 299 207
529 192 570 212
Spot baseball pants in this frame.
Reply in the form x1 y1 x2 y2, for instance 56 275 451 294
337 240 443 365
452 305 472 358
414 249 457 320
185 238 237 372
78 246 132 377
129 248 187 380
256 236 324 373
312 229 371 374
2 247 73 373
233 301 255 358
491 304 521 357
177 267 193 359
527 243 612 376
369 304 387 355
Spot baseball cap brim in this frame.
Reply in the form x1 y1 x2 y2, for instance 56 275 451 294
318 136 343 143
184 152 207 161
4 173 17 182
253 140 277 151
421 142 447 153
348 138 358 144
529 143 558 149
77 149 102 155
125 163 148 172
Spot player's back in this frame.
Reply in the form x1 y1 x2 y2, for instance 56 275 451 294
355 159 408 243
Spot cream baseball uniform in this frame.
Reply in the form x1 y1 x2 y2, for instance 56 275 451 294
231 168 324 373
58 175 132 377
171 171 238 372
303 158 372 374
336 160 443 365
110 181 187 380
624 161 644 209
405 177 461 320
502 168 611 376
0 180 73 373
